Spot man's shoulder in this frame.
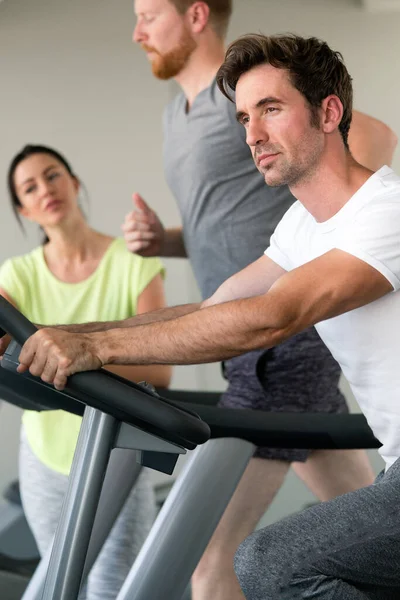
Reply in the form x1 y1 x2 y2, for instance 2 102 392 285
367 166 400 192
163 78 238 124
209 79 238 121
355 167 400 220
376 166 400 195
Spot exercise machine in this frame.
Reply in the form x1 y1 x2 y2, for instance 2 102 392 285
0 296 210 599
0 297 381 599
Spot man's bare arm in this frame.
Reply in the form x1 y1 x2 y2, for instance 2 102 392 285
18 247 393 393
202 255 286 308
0 256 280 341
60 255 285 333
98 249 392 367
62 303 200 333
163 227 187 258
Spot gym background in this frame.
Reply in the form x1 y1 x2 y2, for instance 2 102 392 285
0 0 398 527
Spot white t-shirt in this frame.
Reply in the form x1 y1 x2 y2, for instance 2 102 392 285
265 166 400 469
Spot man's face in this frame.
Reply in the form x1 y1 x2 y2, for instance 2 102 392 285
133 0 197 80
235 64 324 187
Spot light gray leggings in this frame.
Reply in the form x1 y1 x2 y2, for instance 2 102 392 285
19 428 156 600
235 457 400 599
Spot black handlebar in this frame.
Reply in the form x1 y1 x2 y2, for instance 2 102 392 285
0 296 210 449
0 297 37 342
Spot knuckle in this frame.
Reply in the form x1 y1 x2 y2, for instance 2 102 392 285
59 356 72 369
35 329 46 341
38 329 54 345
29 365 40 377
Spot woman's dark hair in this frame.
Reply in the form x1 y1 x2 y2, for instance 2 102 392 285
7 144 85 244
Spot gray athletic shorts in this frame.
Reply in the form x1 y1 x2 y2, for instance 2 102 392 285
219 326 348 463
235 459 400 599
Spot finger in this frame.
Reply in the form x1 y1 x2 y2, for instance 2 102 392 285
124 230 157 243
126 240 151 254
53 370 68 391
123 210 151 225
18 337 37 370
27 346 50 378
53 354 74 390
122 219 152 234
40 356 59 385
132 193 152 214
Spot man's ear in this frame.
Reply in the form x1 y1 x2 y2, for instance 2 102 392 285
187 1 210 35
321 95 344 135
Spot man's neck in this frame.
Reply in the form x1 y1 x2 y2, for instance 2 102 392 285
174 40 226 109
290 151 374 223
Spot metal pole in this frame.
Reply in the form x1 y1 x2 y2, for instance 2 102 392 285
117 438 256 600
42 407 118 600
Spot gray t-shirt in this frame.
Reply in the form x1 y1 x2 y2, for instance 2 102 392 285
163 79 295 299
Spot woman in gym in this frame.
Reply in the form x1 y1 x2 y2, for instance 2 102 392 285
0 144 171 599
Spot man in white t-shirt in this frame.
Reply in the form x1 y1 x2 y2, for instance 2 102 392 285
7 33 400 598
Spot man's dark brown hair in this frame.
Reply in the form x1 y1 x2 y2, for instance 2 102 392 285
169 0 232 38
216 33 353 148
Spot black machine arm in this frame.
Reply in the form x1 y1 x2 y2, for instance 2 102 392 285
0 296 210 449
0 295 381 451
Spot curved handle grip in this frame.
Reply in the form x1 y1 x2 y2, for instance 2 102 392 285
0 296 210 446
0 296 37 343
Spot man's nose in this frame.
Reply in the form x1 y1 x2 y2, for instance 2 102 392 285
133 23 146 44
246 119 269 148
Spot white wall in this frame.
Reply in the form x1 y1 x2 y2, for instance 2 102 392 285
230 0 400 171
0 0 224 497
0 0 393 512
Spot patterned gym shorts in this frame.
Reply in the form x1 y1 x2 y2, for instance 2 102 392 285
219 326 348 462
